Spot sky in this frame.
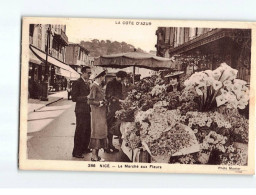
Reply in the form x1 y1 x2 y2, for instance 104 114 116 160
66 18 159 52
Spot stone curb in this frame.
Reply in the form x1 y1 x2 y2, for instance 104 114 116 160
30 97 64 113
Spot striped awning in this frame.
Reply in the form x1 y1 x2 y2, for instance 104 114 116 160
29 44 80 79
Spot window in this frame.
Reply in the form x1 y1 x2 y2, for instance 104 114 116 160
38 25 42 49
29 24 34 44
195 28 198 37
29 24 34 37
78 47 81 60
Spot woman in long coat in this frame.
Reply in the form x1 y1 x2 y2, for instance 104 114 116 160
88 69 108 162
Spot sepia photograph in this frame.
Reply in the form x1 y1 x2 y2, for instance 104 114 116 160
19 17 255 174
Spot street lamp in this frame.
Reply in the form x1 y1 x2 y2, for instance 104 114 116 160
41 25 51 101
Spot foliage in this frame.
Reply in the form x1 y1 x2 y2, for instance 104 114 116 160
80 39 145 57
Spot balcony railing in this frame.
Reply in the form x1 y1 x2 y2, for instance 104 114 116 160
54 29 69 46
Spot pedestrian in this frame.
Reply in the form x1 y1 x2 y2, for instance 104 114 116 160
66 79 72 100
105 71 127 153
88 67 108 162
71 66 92 158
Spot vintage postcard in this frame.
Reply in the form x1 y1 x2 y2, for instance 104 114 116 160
19 17 255 174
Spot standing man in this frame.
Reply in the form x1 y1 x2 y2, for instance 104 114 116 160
106 71 127 153
71 66 92 158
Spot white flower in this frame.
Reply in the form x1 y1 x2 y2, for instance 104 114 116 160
240 88 250 102
206 122 211 127
150 84 166 96
220 88 228 96
216 95 228 107
184 79 192 87
232 84 242 94
205 76 214 86
218 63 238 82
195 87 203 96
212 69 221 80
234 79 247 86
203 70 214 77
212 80 222 91
207 138 215 143
223 80 232 91
224 122 231 129
237 100 247 109
154 101 168 108
218 145 226 153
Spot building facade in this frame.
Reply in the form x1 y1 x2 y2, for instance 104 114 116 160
65 43 91 73
155 27 251 82
29 24 70 98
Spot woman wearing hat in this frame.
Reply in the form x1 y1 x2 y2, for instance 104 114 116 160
88 67 108 161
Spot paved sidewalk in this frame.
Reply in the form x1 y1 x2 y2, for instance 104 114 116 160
28 91 68 114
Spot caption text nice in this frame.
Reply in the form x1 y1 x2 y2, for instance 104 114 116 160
88 163 162 169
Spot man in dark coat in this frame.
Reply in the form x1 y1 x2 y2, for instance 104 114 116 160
71 66 92 158
105 71 127 153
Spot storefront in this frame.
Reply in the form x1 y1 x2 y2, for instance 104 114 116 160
29 44 80 98
168 28 251 82
28 50 44 99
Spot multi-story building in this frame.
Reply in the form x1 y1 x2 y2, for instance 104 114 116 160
155 27 251 82
65 43 90 73
29 24 77 98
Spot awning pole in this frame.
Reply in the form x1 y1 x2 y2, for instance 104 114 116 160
133 66 135 84
41 25 51 101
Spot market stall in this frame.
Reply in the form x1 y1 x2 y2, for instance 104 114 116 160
94 50 177 83
116 63 249 165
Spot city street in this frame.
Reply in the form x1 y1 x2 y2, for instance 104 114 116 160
27 95 123 162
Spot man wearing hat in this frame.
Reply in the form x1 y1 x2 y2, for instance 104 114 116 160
105 71 127 153
71 66 92 158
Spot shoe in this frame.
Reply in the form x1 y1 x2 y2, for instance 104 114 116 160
105 147 119 153
98 157 105 162
72 154 84 158
83 149 92 154
91 157 105 162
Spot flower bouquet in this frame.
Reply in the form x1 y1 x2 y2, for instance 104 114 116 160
122 107 199 163
182 63 249 111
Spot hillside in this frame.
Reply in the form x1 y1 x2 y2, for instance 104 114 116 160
80 39 145 57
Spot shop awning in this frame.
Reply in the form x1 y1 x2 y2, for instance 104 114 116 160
29 44 80 79
29 49 42 65
95 51 176 70
164 71 184 78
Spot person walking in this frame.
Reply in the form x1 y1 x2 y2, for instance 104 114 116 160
71 66 92 158
88 67 108 162
66 79 72 100
105 71 127 153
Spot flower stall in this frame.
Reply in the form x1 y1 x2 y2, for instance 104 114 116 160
116 63 249 165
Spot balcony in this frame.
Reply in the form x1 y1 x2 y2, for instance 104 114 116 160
54 29 69 46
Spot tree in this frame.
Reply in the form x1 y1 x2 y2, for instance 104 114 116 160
80 40 145 57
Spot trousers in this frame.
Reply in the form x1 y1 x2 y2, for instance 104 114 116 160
72 112 91 156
